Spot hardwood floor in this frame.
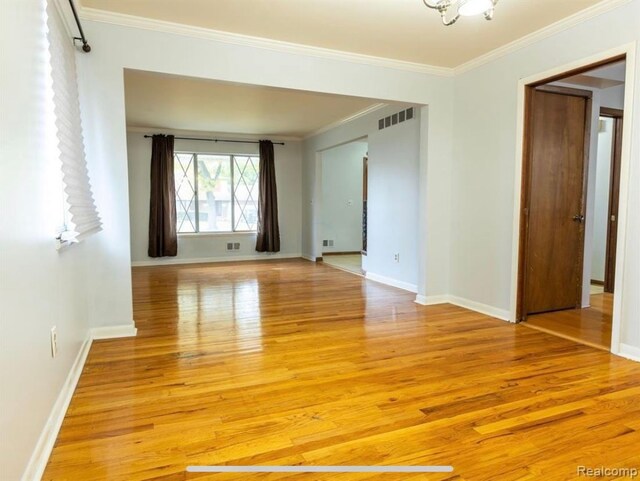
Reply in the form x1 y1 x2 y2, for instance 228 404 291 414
523 293 613 350
322 254 363 276
43 260 640 480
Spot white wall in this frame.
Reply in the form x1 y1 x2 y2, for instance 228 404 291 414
0 1 126 479
303 104 422 289
126 129 302 265
583 85 624 282
69 0 638 358
584 84 626 301
588 83 623 284
581 88 606 306
75 16 453 310
601 83 626 109
592 117 614 282
451 1 640 352
303 104 408 260
3 2 640 479
365 118 421 288
321 141 366 253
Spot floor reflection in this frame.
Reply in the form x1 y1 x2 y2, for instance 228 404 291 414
43 260 640 480
175 279 262 349
524 293 613 350
322 254 363 276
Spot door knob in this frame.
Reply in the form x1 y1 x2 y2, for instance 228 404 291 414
572 215 585 222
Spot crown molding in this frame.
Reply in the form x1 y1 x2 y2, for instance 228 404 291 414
454 0 634 74
303 103 388 139
78 0 630 79
52 0 76 40
78 7 454 77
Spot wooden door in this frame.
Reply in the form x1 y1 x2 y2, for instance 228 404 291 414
523 86 592 316
362 156 368 255
602 108 623 293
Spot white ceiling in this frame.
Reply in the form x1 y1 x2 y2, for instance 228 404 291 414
124 70 389 137
586 61 627 82
81 0 603 68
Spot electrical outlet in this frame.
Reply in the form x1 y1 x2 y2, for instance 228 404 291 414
226 242 233 251
233 242 240 250
394 253 400 263
50 326 57 358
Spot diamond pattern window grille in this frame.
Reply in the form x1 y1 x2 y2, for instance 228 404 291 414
173 153 260 234
233 156 259 231
174 153 196 233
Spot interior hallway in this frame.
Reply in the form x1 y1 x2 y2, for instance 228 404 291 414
524 293 613 350
43 260 640 480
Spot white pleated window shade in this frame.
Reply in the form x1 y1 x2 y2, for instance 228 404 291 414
47 1 101 242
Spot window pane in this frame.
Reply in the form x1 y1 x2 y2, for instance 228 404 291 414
174 153 196 233
197 155 232 232
233 156 259 231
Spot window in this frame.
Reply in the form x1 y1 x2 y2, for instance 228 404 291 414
47 0 102 245
174 153 260 233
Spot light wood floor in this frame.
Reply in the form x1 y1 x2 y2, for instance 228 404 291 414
43 260 640 480
322 254 363 276
524 293 613 350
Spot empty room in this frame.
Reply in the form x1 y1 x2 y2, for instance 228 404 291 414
2 1 640 480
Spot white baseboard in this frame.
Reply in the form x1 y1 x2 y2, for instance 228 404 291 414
301 254 318 262
447 295 512 321
21 322 138 480
365 272 418 293
91 324 138 340
414 294 511 321
21 336 92 481
414 294 450 305
131 253 302 267
618 343 640 362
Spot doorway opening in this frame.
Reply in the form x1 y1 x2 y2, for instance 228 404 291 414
517 57 626 350
320 139 368 276
596 107 623 295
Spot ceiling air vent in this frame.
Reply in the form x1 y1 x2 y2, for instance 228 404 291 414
378 107 414 131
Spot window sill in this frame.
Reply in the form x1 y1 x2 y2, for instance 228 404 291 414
56 238 76 252
178 232 257 238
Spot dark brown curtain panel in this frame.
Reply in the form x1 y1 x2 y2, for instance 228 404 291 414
255 140 280 252
148 134 178 257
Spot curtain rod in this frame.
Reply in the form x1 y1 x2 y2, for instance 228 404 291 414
68 0 91 53
143 135 285 146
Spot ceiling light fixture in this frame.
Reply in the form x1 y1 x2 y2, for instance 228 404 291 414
422 0 498 26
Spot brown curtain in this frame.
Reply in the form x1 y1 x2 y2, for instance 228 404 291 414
148 135 178 257
255 140 280 252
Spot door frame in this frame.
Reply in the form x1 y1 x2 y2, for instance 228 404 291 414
599 107 624 293
518 85 593 319
509 43 636 357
